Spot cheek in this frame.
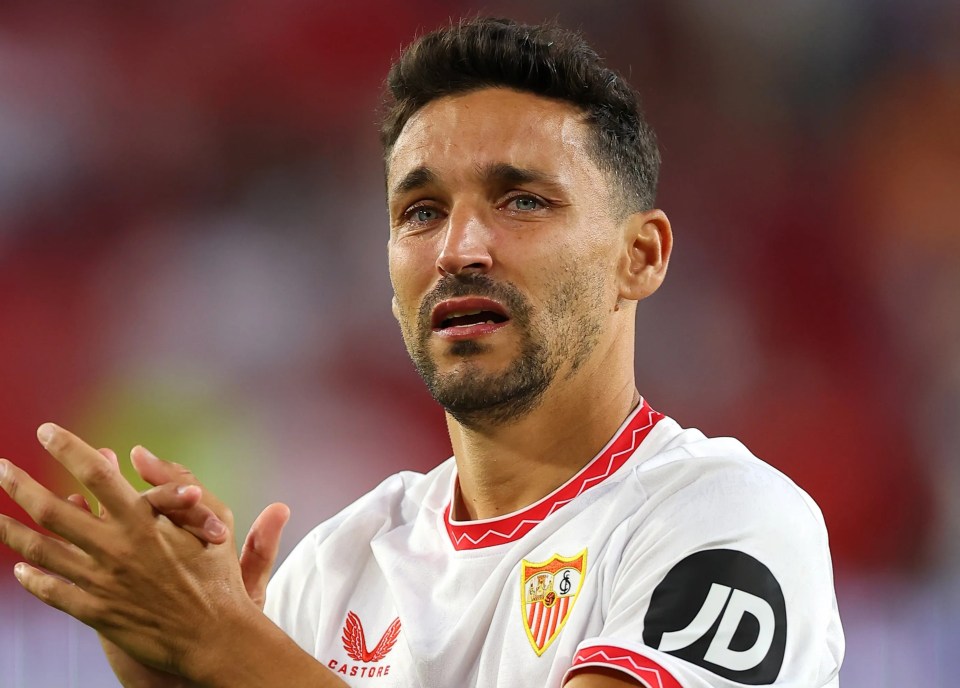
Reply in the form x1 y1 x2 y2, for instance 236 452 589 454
388 244 433 316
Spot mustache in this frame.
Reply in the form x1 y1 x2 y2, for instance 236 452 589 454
417 274 529 327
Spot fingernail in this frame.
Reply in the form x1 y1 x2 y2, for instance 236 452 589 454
205 518 226 538
37 423 57 446
137 445 158 461
176 485 192 496
13 563 25 582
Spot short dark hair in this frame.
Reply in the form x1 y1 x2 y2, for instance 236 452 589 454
380 17 660 212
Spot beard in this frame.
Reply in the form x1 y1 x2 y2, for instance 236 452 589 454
399 270 604 430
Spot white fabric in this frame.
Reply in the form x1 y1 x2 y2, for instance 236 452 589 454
265 401 843 687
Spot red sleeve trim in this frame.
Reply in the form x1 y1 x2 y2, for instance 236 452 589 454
566 645 683 688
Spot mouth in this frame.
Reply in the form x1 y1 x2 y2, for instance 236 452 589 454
430 297 511 340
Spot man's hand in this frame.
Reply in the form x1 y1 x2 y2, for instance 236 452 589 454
0 423 282 681
64 445 290 687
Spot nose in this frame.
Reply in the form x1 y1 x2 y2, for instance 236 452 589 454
436 204 494 277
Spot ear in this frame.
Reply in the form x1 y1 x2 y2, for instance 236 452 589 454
391 295 401 322
617 209 672 303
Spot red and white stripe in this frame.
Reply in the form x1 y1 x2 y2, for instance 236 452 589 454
564 645 683 688
527 595 573 651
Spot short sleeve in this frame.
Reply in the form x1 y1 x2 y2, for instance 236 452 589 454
564 457 844 687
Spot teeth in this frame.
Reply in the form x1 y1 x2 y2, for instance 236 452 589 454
450 320 497 328
449 309 482 318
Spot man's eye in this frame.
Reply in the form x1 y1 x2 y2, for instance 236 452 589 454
509 196 543 211
408 207 440 223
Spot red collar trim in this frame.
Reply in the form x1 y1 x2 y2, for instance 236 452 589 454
443 399 664 551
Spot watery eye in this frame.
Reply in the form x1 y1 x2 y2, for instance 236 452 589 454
512 197 541 211
413 207 438 222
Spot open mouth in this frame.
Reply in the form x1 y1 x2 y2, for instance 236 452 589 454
431 297 511 336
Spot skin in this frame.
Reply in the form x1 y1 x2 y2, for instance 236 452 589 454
387 88 672 521
0 426 346 688
0 86 671 687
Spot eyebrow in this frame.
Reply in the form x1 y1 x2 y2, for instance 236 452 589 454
391 162 563 199
477 162 561 189
392 166 437 197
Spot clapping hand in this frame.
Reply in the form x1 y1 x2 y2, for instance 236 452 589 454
0 424 289 687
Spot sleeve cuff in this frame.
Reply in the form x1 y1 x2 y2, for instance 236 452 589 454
562 644 684 688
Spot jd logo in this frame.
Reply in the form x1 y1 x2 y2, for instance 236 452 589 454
643 550 786 684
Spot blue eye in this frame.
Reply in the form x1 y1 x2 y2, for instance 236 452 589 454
510 196 543 211
409 207 439 223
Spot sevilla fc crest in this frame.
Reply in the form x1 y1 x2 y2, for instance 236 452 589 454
520 549 587 655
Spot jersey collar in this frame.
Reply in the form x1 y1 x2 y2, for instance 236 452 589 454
443 398 664 551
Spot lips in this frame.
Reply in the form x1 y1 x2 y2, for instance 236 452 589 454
430 297 510 339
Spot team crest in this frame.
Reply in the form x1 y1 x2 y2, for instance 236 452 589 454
520 549 587 655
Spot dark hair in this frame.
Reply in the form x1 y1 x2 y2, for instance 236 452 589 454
380 17 660 212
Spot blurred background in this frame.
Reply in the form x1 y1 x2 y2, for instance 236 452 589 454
0 1 957 685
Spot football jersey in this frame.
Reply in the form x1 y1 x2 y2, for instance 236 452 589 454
265 399 844 687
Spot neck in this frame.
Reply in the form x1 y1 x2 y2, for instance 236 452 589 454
446 346 639 521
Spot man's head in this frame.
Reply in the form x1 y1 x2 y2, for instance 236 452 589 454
383 19 671 430
381 17 660 215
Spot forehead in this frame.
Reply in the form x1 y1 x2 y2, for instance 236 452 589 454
387 88 599 192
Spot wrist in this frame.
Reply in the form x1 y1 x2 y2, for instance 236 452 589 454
186 603 345 688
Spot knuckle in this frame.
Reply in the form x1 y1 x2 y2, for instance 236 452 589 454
81 459 114 486
34 576 56 603
3 471 19 501
24 537 46 566
33 501 58 529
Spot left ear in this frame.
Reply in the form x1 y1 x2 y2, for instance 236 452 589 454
617 209 672 302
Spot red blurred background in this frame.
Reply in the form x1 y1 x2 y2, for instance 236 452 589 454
1 2 958 685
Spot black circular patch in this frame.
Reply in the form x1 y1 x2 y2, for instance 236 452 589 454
642 549 786 684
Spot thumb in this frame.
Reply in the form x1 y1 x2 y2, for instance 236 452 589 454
240 502 291 609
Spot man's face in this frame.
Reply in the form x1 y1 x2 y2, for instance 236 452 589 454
386 88 623 428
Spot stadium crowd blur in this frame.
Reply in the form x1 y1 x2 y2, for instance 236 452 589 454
1 1 957 686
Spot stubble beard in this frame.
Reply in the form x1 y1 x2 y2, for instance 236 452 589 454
400 271 605 430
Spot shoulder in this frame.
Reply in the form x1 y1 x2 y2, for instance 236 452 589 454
590 423 843 686
633 424 828 545
284 458 454 561
608 421 837 623
265 460 453 611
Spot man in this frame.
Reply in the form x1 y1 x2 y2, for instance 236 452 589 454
0 17 843 687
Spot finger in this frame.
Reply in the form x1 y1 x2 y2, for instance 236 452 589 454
142 483 228 544
240 502 290 609
0 459 103 552
36 424 138 517
13 562 96 623
130 446 232 526
130 445 199 489
95 449 118 518
66 493 92 513
0 515 92 586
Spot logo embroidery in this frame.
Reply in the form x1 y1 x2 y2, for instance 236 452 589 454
342 611 402 662
520 549 587 655
326 611 401 679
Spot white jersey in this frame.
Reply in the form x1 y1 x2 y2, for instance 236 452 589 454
265 400 844 687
